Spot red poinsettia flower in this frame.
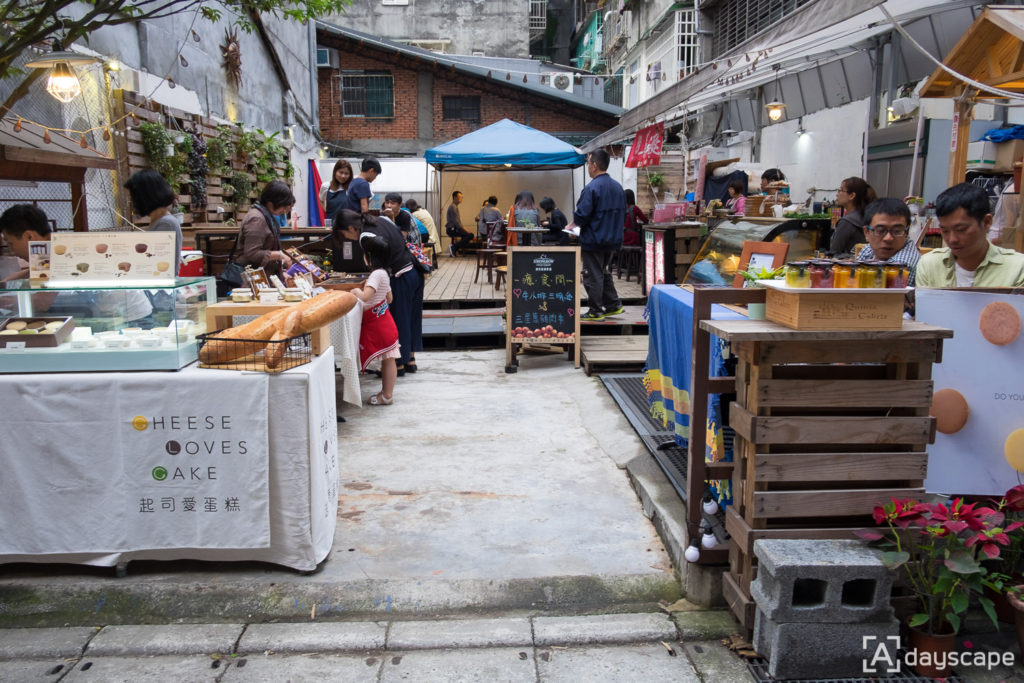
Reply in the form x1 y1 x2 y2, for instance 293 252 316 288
873 498 925 528
1005 485 1024 512
928 498 989 533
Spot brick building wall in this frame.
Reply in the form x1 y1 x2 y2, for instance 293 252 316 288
316 39 616 153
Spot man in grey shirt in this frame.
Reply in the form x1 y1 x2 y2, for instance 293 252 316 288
445 190 473 257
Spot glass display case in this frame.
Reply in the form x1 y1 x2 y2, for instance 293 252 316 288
0 277 215 372
682 218 831 286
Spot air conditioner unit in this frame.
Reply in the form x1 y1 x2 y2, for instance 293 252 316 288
545 72 573 92
316 47 339 69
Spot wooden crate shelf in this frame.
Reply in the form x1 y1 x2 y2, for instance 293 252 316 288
698 317 954 635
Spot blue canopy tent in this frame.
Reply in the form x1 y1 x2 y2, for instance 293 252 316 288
424 119 586 171
424 120 586 248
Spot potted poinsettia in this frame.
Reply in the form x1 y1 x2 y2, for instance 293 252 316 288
858 497 1018 678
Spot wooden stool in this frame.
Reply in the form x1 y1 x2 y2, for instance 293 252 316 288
474 247 501 284
616 246 642 281
494 252 508 291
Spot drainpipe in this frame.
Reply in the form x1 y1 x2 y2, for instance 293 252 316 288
309 22 319 134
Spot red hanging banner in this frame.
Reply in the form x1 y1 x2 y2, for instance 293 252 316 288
625 122 664 168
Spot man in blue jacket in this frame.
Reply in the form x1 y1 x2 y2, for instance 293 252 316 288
570 149 626 320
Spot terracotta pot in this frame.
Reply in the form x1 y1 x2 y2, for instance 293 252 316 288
985 583 1016 623
1007 586 1024 660
907 626 955 679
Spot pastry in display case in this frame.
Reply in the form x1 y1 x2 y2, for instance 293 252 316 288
682 218 831 286
0 277 215 372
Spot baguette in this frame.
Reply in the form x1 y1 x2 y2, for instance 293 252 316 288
264 309 302 370
198 291 357 365
198 307 291 364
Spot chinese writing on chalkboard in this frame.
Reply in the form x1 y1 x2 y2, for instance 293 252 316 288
510 251 577 340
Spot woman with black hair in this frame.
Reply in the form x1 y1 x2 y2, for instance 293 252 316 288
622 189 648 246
539 196 568 245
233 180 295 277
831 176 877 257
335 209 423 375
123 169 183 269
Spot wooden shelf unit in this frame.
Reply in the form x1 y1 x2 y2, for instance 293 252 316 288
699 318 953 633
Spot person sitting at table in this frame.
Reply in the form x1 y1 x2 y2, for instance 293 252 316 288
124 169 183 270
856 198 921 286
725 181 746 216
916 182 1024 287
622 189 647 246
0 204 155 327
760 168 786 193
232 180 294 278
319 159 353 223
539 196 569 245
445 190 473 258
476 196 505 245
509 191 541 246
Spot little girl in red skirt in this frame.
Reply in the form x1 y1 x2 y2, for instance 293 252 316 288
352 233 400 405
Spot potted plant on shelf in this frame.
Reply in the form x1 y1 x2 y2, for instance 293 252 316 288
735 265 784 319
858 497 1017 678
987 485 1024 624
647 172 664 197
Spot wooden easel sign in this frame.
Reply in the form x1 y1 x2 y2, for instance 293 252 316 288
505 246 582 372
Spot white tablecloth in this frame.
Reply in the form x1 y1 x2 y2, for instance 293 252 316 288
0 350 338 571
332 303 363 407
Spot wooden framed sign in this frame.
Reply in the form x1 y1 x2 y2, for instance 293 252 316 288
731 240 790 287
505 246 581 372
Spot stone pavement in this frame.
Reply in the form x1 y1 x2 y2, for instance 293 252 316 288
0 612 752 682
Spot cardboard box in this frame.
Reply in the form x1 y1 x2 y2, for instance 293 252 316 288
0 317 75 347
763 284 905 330
994 139 1024 173
967 141 997 170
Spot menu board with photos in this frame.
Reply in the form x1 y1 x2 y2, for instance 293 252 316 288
49 232 176 281
505 246 581 371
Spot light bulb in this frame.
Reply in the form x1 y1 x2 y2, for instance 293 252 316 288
684 539 701 563
702 494 719 515
701 528 718 549
46 62 82 103
765 102 785 122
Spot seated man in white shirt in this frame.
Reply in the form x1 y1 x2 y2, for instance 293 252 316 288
855 198 921 286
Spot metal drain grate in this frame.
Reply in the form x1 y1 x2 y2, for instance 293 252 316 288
747 656 968 683
602 375 689 502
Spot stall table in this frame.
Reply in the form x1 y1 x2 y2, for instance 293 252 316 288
193 227 331 276
0 350 339 572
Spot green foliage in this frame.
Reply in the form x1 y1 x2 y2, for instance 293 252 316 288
187 130 208 209
204 126 236 175
227 172 252 207
647 172 664 188
0 0 355 81
138 122 188 193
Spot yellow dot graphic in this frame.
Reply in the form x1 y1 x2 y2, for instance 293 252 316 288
131 416 149 431
1005 429 1024 472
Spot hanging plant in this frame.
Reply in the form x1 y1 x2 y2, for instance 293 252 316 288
139 122 189 192
283 159 295 182
647 172 665 188
236 128 261 162
204 125 235 175
227 172 252 207
186 129 208 210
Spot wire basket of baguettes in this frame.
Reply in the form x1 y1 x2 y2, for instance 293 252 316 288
196 330 312 372
195 290 358 373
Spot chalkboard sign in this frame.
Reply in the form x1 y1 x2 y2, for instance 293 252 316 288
505 246 581 372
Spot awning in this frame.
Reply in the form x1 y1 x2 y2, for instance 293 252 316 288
424 118 586 170
0 118 116 171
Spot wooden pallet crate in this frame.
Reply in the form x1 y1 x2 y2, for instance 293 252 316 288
698 318 953 632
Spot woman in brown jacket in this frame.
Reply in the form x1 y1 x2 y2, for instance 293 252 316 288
233 180 295 277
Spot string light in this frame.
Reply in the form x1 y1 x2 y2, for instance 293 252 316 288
79 134 88 148
43 130 51 144
14 119 21 132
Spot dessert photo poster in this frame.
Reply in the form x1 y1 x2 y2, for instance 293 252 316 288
50 233 176 281
916 289 1024 495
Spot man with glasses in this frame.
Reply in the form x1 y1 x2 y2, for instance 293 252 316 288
916 182 1024 287
856 198 920 286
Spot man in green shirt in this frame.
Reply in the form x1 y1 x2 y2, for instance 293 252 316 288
916 182 1024 287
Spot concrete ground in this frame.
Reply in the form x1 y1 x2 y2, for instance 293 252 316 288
0 349 758 679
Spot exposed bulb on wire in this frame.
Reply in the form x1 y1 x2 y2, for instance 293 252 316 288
43 130 52 144
684 538 701 563
702 493 719 515
700 525 718 549
191 29 201 42
102 127 111 141
179 54 189 68
79 134 88 148
14 118 21 132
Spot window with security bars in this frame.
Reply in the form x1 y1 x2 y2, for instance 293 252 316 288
442 96 481 122
530 0 547 31
341 72 394 118
604 67 623 106
677 9 699 77
711 0 815 57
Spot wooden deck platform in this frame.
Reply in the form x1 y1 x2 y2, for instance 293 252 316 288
580 335 650 376
424 253 644 306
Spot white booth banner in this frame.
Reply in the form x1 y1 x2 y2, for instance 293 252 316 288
917 289 1024 495
0 370 270 555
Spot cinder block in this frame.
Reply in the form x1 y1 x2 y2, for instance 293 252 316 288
750 539 894 623
756 613 900 680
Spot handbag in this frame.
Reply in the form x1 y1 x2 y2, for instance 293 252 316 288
219 259 246 287
406 242 432 273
